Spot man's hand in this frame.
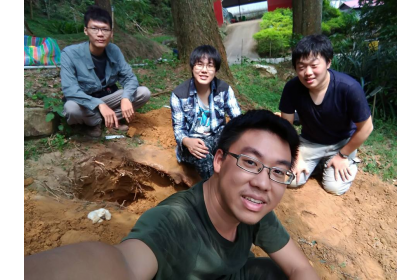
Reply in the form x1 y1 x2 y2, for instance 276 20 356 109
293 157 309 185
327 154 352 181
98 103 118 128
121 98 135 123
183 138 209 159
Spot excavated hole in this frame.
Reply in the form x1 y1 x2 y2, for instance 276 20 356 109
73 152 188 206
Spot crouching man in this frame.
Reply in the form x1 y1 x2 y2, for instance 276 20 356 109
61 5 150 137
25 110 319 280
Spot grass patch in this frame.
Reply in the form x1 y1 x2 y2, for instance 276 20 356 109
359 118 397 181
24 134 69 161
231 62 284 112
137 93 171 113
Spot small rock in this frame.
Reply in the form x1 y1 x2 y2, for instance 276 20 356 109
368 231 374 237
253 64 277 77
24 108 54 137
24 177 34 187
127 127 137 138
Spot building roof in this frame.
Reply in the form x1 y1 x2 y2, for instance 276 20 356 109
339 0 383 10
222 0 266 8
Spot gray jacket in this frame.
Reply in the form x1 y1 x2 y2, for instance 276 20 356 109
60 41 139 111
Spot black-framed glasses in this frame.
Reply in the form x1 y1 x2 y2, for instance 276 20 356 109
87 27 112 35
194 61 216 71
225 151 295 185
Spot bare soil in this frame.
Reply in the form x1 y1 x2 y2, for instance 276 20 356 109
24 107 397 280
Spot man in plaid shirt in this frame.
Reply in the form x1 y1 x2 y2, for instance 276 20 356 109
170 45 241 180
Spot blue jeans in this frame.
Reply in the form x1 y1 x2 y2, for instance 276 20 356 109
289 136 359 195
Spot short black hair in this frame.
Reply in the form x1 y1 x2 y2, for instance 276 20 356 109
189 45 222 72
292 34 333 69
84 5 112 28
216 110 300 169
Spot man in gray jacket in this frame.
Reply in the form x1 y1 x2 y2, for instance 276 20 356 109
61 6 150 137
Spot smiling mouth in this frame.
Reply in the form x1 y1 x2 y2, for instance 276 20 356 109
243 196 265 205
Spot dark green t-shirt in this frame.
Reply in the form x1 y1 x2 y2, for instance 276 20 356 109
123 181 290 279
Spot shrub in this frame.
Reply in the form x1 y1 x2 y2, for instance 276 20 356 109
253 8 293 57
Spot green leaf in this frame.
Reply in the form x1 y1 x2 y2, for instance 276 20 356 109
58 124 64 131
46 112 55 122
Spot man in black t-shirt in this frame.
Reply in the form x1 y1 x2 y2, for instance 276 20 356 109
60 6 150 137
278 35 373 195
25 110 320 280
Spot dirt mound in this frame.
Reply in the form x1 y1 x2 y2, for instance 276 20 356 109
130 107 177 148
24 108 397 280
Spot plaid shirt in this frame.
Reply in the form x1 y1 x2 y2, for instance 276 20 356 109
170 78 241 161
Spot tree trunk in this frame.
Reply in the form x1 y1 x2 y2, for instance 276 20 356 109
94 0 112 22
293 0 322 36
170 0 234 83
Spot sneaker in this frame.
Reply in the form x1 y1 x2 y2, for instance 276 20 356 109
86 124 102 138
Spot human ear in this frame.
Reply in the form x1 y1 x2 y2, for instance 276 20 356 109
213 149 224 174
326 59 331 69
84 27 88 36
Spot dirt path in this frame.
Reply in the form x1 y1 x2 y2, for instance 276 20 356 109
24 108 397 279
224 20 261 64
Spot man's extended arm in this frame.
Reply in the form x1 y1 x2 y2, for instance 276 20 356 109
269 239 320 280
24 240 158 280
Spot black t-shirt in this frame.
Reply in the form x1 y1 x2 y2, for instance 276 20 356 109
91 52 107 87
279 69 371 145
123 181 290 279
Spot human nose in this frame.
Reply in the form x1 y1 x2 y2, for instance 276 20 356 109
304 66 313 76
250 166 272 191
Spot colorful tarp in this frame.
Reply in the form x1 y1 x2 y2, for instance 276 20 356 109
24 35 61 66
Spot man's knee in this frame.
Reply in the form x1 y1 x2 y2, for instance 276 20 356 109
63 101 80 116
63 101 85 124
288 173 309 188
322 163 357 195
134 86 151 103
322 180 352 195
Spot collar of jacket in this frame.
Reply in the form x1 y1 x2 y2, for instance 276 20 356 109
81 41 117 70
188 78 219 97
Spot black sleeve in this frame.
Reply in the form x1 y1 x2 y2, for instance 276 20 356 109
279 80 296 114
347 82 372 123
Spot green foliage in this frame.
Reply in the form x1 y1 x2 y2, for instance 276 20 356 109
113 0 172 33
25 0 173 37
331 0 397 120
46 20 84 34
253 8 293 57
43 96 64 118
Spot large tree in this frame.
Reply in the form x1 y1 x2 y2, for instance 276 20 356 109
170 0 233 82
95 0 113 24
292 0 322 36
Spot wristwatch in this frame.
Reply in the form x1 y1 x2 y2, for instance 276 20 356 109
338 150 349 159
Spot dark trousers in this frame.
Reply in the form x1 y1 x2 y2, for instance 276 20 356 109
181 128 223 181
